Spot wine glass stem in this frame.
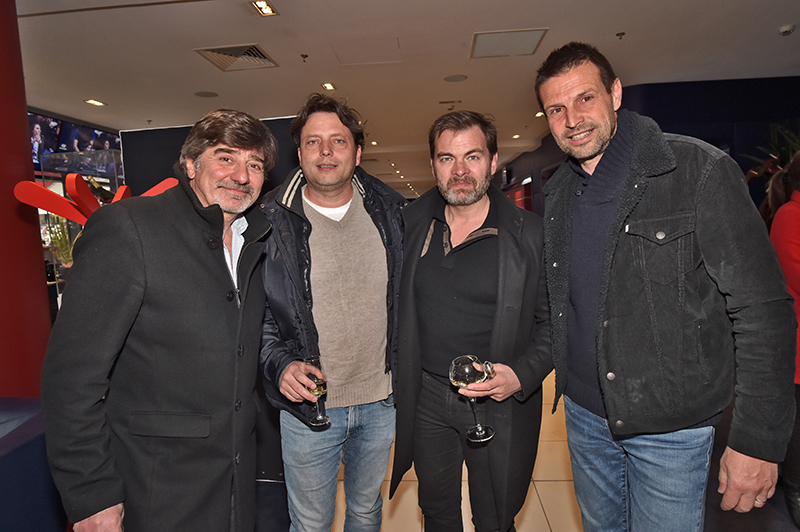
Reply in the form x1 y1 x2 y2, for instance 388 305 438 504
316 398 326 420
468 397 485 435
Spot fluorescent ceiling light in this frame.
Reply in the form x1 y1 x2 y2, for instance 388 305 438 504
321 83 336 91
85 99 105 106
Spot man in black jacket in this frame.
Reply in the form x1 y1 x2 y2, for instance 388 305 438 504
537 42 796 531
41 109 284 532
390 111 551 532
259 94 405 531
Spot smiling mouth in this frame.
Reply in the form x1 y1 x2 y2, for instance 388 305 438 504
570 130 593 141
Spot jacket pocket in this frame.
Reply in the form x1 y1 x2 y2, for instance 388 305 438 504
128 411 211 438
625 213 695 284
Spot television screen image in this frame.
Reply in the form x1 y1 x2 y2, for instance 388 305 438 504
28 113 62 170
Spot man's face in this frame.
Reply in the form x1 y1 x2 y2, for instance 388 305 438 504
539 61 622 174
186 143 265 215
431 126 497 206
298 112 361 195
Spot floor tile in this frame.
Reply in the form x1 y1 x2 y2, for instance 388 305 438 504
535 480 584 532
533 440 573 481
539 406 568 442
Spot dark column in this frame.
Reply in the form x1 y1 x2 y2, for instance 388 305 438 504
0 0 53 397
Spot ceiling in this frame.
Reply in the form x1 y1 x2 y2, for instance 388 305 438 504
16 0 800 198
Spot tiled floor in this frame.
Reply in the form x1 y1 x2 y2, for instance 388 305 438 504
330 372 584 531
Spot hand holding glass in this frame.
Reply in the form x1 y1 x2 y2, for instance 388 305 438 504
449 355 495 442
304 356 329 428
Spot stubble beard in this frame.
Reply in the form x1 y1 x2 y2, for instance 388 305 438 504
438 172 492 206
556 114 617 165
215 182 256 214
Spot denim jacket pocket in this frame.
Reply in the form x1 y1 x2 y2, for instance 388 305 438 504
625 213 695 284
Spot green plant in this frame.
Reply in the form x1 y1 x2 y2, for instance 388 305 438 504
48 215 74 265
744 120 800 180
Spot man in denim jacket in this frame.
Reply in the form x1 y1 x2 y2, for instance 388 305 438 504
537 42 796 531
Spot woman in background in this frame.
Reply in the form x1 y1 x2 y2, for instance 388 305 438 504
770 151 800 529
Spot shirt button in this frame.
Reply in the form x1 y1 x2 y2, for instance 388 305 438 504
235 453 240 465
615 420 624 428
226 291 235 301
207 238 219 250
575 189 583 196
606 372 616 381
237 345 245 357
603 320 609 327
235 400 242 411
656 231 666 240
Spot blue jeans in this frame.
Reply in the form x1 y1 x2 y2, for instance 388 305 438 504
564 396 714 532
279 397 395 532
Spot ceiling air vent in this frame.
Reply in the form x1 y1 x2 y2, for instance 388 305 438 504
195 44 278 72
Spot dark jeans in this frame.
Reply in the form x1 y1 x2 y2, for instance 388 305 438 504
414 371 506 532
255 481 290 532
782 384 800 487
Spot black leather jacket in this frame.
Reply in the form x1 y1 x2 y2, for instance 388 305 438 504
258 166 406 424
544 111 796 462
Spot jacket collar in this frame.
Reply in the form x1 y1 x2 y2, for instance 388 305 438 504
405 182 523 234
544 110 677 197
273 165 377 215
173 166 270 242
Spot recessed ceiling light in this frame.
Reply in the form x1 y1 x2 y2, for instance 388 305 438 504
252 1 278 16
396 170 400 173
535 111 544 117
85 99 105 107
321 83 336 91
371 141 377 146
513 134 520 139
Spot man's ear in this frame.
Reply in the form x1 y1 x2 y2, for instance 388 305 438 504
611 78 623 111
185 158 196 179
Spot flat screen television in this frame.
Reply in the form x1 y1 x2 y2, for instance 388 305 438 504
28 113 62 170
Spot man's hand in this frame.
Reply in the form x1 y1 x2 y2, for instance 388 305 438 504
279 361 325 403
718 446 777 512
73 503 124 532
459 363 521 402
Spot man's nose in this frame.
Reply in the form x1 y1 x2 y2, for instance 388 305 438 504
564 108 582 129
320 140 333 156
230 161 250 183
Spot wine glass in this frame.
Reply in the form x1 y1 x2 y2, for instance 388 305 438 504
304 356 330 428
449 355 495 443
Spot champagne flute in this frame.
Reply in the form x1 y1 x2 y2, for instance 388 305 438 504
449 355 495 443
304 356 330 428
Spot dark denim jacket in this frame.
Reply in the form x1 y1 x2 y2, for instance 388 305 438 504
544 111 796 462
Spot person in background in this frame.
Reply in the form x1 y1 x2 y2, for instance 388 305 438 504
390 110 551 532
536 41 796 531
769 151 800 529
259 93 405 532
41 108 284 532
